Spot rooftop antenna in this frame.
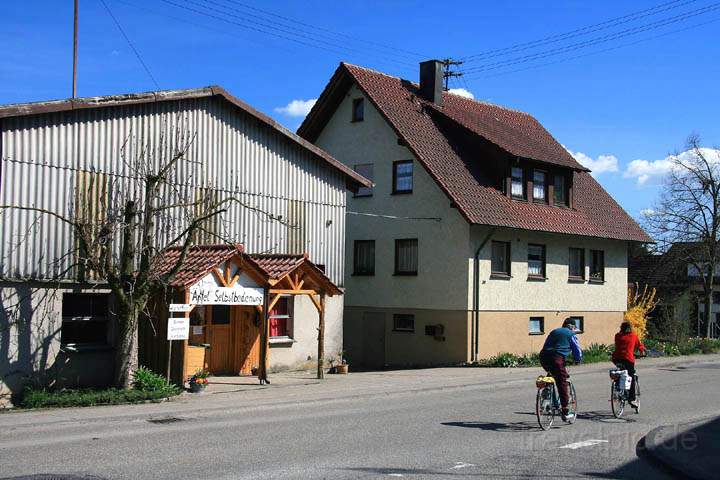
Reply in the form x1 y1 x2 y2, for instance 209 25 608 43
72 0 78 98
441 58 463 91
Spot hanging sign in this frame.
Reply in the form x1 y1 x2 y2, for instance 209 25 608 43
169 303 193 313
188 285 264 305
167 317 190 341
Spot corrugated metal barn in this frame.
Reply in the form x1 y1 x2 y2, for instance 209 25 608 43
0 86 368 404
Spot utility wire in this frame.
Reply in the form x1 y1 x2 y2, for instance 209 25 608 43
465 15 720 80
185 0 417 67
161 0 416 68
212 0 429 60
100 0 160 90
462 1 720 76
347 211 442 222
462 0 697 62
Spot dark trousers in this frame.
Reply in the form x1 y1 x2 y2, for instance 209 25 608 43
540 351 570 411
614 359 638 402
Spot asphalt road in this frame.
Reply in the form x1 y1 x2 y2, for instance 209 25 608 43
1 357 719 480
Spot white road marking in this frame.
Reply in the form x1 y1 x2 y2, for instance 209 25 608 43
388 474 404 478
451 462 477 469
559 439 609 449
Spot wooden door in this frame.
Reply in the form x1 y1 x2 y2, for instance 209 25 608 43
207 305 233 374
234 307 260 375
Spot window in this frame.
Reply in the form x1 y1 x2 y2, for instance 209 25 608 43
270 297 293 338
393 314 415 332
491 241 511 277
568 316 584 333
61 293 109 347
527 244 546 278
354 163 374 197
568 248 585 280
554 174 567 206
393 160 413 194
511 167 524 198
533 170 547 202
352 98 364 122
590 250 605 282
395 238 418 275
353 240 375 275
529 317 544 335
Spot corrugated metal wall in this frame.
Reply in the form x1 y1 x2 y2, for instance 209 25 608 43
0 97 347 285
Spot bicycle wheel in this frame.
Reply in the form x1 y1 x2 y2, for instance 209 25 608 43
610 381 625 418
536 386 555 431
566 382 577 424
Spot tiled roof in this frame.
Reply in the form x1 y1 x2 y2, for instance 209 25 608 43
151 244 243 287
0 86 371 189
151 245 340 294
628 254 667 285
299 63 651 242
247 254 306 280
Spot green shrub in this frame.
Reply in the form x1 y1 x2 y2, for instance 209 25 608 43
132 366 176 393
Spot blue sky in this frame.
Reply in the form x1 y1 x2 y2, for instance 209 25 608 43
2 1 719 220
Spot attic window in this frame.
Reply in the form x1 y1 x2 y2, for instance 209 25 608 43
554 174 567 206
352 98 364 122
533 170 547 203
511 167 524 198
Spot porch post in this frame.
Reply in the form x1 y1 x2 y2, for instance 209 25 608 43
317 292 326 380
258 287 270 384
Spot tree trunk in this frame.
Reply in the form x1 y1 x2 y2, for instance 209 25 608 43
114 302 140 388
704 289 714 338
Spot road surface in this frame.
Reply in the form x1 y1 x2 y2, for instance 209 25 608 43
1 356 718 479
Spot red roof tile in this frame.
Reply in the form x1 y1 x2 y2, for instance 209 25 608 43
299 63 651 243
151 244 243 287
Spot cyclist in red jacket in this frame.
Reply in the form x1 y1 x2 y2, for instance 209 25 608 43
612 321 646 408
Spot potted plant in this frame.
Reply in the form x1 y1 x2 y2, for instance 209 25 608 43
332 351 349 374
189 369 210 393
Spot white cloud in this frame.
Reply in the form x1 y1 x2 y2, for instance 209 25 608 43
274 98 317 118
623 148 720 186
564 147 619 176
640 208 656 217
448 88 475 99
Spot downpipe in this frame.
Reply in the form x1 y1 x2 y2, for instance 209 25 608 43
472 227 496 363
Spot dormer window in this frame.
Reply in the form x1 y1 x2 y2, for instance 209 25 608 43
511 167 524 198
533 170 547 203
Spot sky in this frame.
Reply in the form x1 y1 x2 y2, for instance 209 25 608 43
1 0 719 222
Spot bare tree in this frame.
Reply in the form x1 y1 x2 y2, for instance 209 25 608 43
644 135 720 338
1 117 285 388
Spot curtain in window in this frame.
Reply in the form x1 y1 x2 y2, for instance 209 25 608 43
396 239 418 273
270 298 290 337
511 167 523 197
533 171 546 200
528 244 545 276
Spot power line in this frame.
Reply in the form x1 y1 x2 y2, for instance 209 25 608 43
100 0 160 89
462 0 697 62
212 0 429 60
462 1 720 76
159 0 416 69
464 14 720 81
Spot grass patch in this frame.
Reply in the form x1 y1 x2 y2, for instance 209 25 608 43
19 367 181 409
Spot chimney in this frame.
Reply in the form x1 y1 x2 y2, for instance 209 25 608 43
419 60 444 106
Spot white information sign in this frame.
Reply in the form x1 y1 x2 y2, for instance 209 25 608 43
188 285 264 305
169 303 193 313
167 317 190 341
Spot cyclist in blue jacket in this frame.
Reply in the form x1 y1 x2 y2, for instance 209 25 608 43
539 318 583 421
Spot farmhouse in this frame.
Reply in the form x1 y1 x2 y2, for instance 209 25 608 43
299 60 651 368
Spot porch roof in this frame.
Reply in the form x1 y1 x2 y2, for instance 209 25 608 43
151 244 342 294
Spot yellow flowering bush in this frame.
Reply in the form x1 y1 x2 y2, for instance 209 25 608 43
625 283 657 339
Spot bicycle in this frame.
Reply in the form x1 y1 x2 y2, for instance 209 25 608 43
535 372 577 431
609 365 640 418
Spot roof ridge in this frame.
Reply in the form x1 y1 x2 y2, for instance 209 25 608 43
444 91 531 116
341 62 403 81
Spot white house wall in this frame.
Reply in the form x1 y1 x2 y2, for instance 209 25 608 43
0 97 347 285
471 226 629 312
314 84 471 311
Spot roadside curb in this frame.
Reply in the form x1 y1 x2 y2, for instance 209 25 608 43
641 416 719 480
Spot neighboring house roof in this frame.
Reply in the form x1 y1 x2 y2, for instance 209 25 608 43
0 86 371 189
628 254 668 285
299 63 650 242
151 244 341 294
